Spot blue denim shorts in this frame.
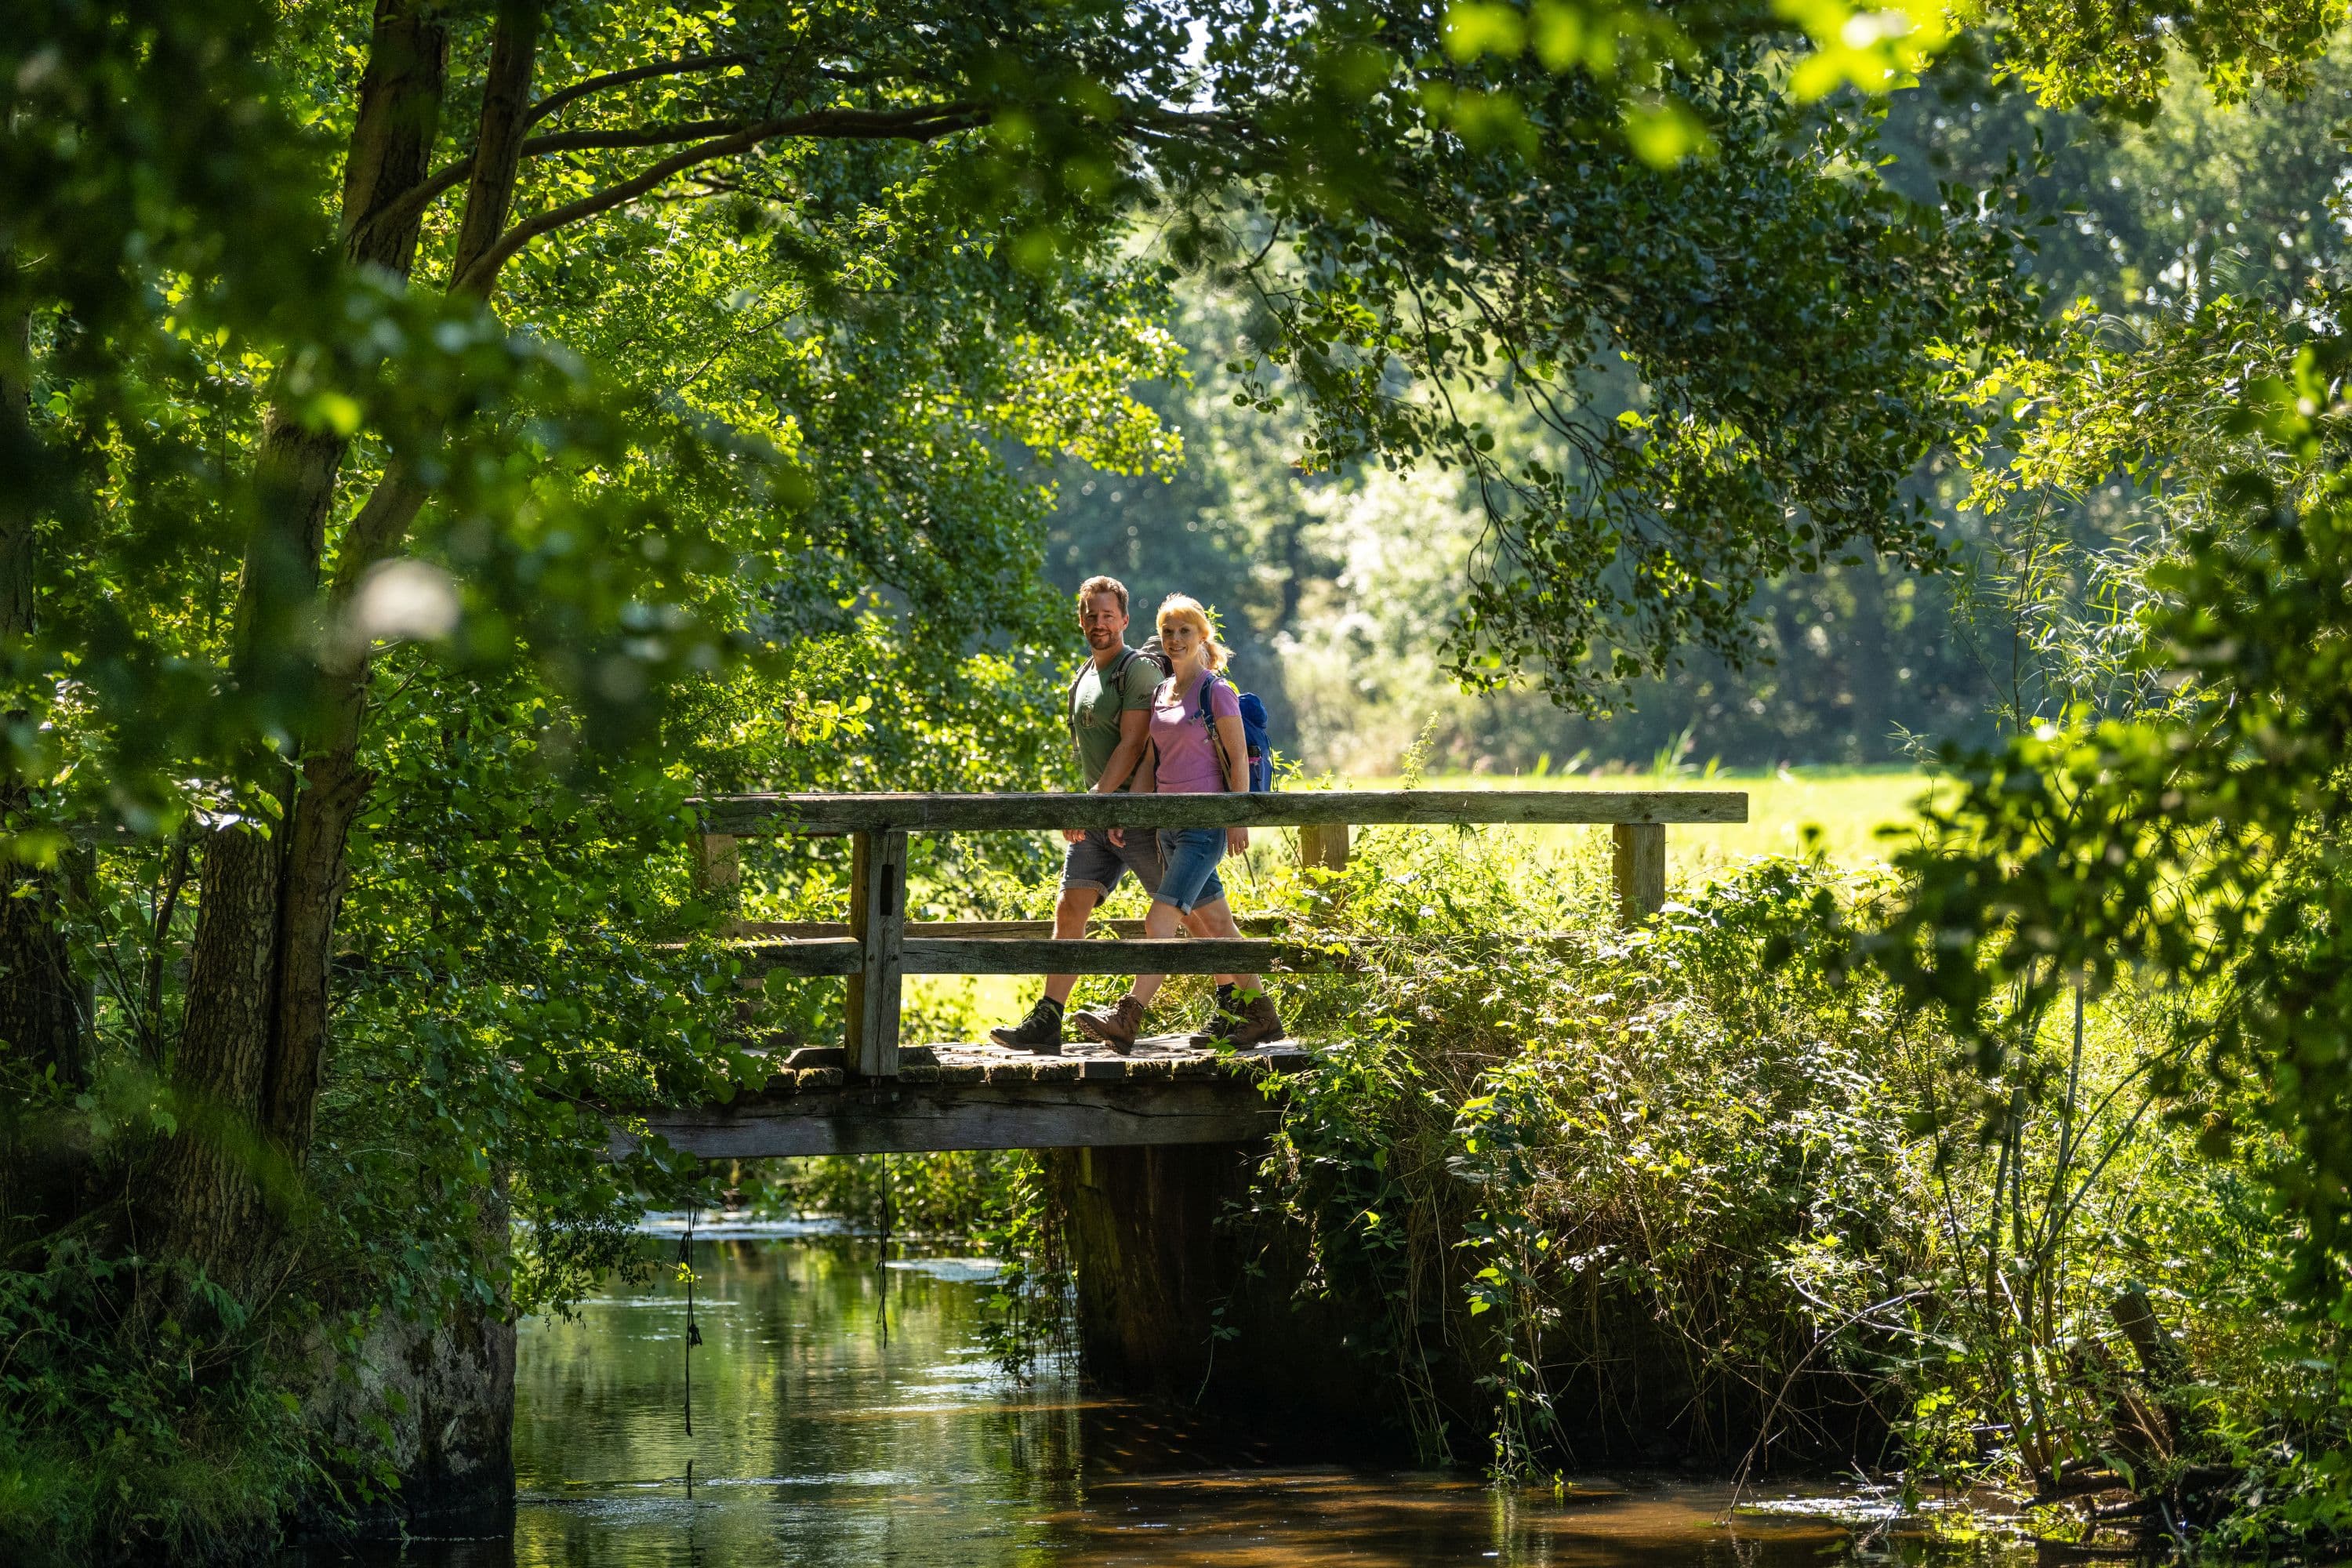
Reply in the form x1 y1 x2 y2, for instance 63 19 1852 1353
1061 829 1163 902
1153 828 1227 914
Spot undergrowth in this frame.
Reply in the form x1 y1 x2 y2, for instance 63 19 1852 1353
1003 818 2341 1553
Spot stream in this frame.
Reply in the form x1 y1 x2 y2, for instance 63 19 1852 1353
291 1225 2034 1567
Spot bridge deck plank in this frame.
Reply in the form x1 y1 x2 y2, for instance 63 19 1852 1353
608 1038 1308 1158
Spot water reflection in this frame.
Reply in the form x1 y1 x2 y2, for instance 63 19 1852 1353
295 1234 2028 1568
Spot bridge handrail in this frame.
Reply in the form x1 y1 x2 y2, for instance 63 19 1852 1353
697 786 1749 1082
691 787 1745 835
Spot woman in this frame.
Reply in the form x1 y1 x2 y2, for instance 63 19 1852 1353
1072 596 1286 1051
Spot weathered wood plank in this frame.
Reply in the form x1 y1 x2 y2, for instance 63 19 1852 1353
695 788 1747 836
730 916 1288 940
1611 822 1668 925
610 1080 1283 1157
844 829 908 1078
896 936 1359 976
741 933 1596 978
732 938 862 975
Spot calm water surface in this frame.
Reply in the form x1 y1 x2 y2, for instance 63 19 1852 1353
297 1229 2031 1567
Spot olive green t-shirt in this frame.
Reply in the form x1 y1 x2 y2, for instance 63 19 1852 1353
1068 648 1161 789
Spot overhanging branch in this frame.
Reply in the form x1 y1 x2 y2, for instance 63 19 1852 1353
355 119 768 253
450 103 986 295
524 52 756 132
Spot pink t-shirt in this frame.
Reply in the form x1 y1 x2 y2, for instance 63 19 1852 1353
1149 670 1240 794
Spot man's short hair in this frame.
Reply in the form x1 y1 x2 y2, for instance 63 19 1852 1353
1076 575 1129 614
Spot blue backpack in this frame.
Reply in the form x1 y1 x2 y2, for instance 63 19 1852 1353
1194 672 1275 792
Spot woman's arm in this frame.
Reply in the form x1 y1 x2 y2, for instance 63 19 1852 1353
1214 711 1250 853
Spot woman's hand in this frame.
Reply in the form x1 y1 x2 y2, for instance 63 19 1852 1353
1226 825 1249 856
1109 828 1126 848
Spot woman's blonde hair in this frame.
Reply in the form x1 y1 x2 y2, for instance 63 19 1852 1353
1155 593 1231 671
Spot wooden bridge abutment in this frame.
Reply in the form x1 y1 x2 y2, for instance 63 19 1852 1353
1046 1139 1403 1446
1050 1141 1254 1401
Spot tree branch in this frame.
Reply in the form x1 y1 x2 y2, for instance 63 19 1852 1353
448 0 543 295
355 120 764 255
349 40 771 256
524 52 754 131
451 103 985 296
521 119 753 155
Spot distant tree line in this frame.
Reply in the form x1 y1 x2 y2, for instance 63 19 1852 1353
1047 45 2352 771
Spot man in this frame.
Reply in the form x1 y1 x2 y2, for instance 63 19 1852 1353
987 575 1237 1053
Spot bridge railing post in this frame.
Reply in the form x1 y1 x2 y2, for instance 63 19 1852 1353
1610 822 1666 926
1298 822 1351 908
696 833 743 931
844 829 907 1079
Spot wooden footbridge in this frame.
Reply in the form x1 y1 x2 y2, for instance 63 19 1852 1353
612 788 1745 1161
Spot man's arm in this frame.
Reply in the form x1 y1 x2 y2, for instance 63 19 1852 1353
1093 708 1150 794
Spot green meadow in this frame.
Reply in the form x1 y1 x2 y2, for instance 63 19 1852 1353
1338 765 1940 876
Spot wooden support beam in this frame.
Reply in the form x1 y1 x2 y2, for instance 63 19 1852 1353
898 937 1356 975
733 938 862 975
844 829 907 1078
694 788 1747 836
1611 822 1667 925
695 833 741 891
610 1079 1280 1157
1299 822 1351 913
697 833 745 944
728 915 1289 940
739 932 1600 979
750 936 1358 978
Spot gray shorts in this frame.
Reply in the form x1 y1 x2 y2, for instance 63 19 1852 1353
1061 829 1163 902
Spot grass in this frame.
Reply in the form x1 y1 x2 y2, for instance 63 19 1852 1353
1338 764 1940 872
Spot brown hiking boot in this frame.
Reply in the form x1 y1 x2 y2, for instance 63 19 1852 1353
1072 993 1147 1053
1224 990 1285 1049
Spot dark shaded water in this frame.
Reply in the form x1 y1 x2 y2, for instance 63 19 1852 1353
294 1228 2031 1566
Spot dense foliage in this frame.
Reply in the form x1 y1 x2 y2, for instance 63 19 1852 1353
5 0 2351 1559
1861 305 2352 1541
913 820 2337 1552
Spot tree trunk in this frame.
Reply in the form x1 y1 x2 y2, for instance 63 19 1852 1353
1845 554 1893 764
449 2 543 298
0 283 93 1232
156 0 554 1262
153 825 284 1292
0 290 82 1093
153 0 449 1281
260 0 542 1152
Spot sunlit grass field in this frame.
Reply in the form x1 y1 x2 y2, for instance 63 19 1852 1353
1341 764 1941 871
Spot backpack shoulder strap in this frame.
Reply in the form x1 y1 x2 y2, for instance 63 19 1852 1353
1071 648 1145 746
1109 645 1142 696
1194 672 1237 789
